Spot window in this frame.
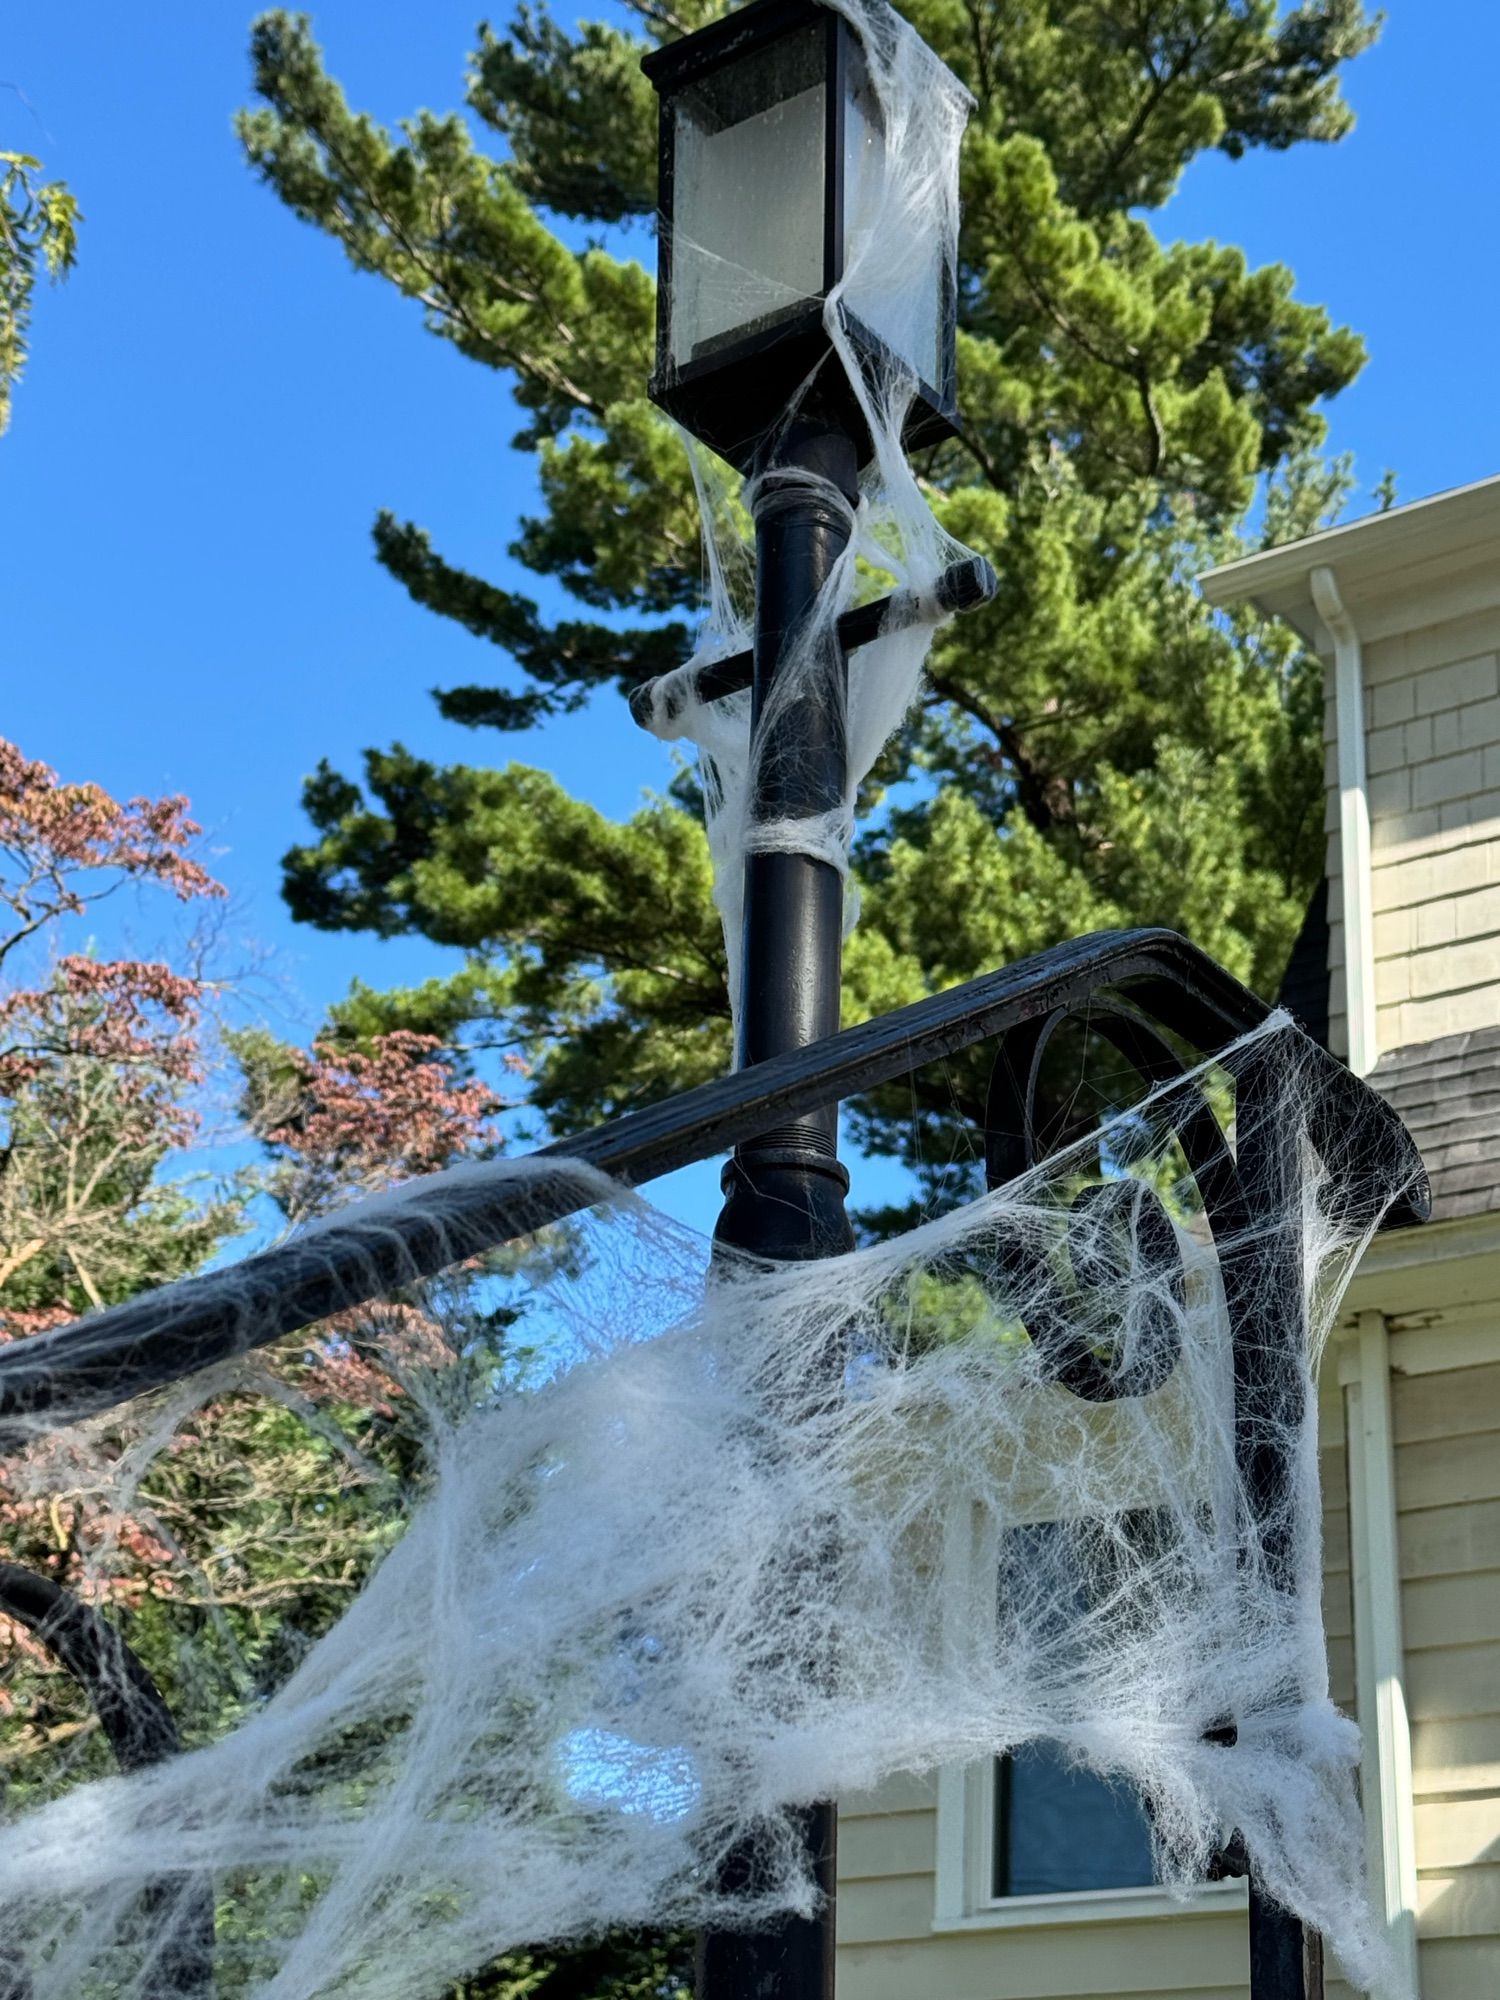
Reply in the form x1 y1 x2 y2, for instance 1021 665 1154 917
932 1504 1246 1930
990 1512 1161 1899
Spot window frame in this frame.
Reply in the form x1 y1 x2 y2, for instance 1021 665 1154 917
930 1500 1248 1933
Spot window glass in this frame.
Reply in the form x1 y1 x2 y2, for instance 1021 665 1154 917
993 1745 1156 1897
671 26 827 365
991 1510 1163 1898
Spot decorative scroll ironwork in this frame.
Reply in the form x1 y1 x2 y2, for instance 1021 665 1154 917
978 980 1427 2000
0 928 1426 1444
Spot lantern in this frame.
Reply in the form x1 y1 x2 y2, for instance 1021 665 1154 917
641 0 968 470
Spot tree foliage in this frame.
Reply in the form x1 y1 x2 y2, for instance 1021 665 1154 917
0 739 681 1991
0 149 78 435
0 737 236 1332
240 2 1370 1155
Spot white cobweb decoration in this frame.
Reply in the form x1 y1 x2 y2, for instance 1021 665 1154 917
632 0 980 1002
0 1015 1422 1997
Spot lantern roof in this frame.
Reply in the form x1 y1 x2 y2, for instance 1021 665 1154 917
641 0 824 91
642 0 973 114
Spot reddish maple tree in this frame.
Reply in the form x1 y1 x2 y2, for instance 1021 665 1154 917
260 1028 501 1217
1 741 508 1760
249 1027 507 1409
0 738 238 1735
0 736 230 1333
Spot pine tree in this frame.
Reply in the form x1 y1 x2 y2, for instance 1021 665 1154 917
237 0 1373 1160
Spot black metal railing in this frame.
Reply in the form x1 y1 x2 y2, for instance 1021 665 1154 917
0 928 1429 2000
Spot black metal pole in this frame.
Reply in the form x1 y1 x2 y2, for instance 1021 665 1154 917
699 406 859 2000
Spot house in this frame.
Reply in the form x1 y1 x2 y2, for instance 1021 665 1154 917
834 474 1500 2000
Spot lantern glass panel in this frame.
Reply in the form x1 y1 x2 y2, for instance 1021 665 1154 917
669 24 828 368
840 38 944 391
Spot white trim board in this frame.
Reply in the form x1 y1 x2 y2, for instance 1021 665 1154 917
1344 1311 1422 2000
1311 562 1377 1076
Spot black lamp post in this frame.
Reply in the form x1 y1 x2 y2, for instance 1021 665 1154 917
641 4 968 1996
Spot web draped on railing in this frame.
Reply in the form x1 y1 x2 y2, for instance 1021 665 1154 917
0 932 1426 2000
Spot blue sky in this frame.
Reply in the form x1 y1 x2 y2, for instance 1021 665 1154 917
4 1 1499 1231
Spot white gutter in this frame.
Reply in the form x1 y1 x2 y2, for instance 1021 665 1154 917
1343 1310 1421 1998
1309 564 1377 1075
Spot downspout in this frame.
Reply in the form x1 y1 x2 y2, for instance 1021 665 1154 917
1343 1310 1421 1997
1310 564 1377 1075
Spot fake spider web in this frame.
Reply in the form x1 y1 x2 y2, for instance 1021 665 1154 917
0 1017 1421 1998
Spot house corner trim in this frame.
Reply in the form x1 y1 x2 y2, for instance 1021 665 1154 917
1343 1308 1421 1997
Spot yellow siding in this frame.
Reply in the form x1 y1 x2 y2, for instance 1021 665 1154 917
1391 1355 1500 1991
835 1328 1500 1998
1322 604 1500 1056
1414 1939 1500 2000
838 1920 1253 2000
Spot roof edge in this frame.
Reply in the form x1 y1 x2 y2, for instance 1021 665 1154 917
1199 470 1500 608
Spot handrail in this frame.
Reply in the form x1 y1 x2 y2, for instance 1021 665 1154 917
0 928 1427 1442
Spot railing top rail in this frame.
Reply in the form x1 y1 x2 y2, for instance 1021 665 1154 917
0 928 1425 1442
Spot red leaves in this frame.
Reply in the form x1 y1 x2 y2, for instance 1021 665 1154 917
0 736 225 1127
0 957 207 1100
0 737 223 905
264 1029 504 1217
0 964 208 1145
0 741 512 1691
1 739 228 1336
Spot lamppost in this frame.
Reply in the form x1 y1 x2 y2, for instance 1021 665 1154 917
640 3 972 1994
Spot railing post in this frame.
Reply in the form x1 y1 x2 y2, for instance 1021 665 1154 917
699 407 859 2000
1228 1062 1327 2000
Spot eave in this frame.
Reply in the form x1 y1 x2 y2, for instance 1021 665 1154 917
1198 471 1500 649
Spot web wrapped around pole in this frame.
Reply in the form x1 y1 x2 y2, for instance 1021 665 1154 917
631 0 980 1010
0 1010 1424 1998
